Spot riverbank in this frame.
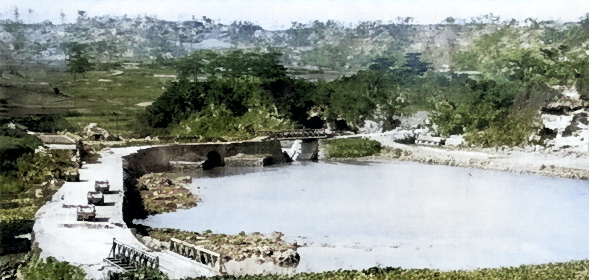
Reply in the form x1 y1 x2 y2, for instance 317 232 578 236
181 260 589 280
362 134 589 180
138 228 300 275
136 173 198 215
132 172 300 275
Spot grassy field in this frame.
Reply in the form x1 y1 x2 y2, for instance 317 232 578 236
57 68 177 136
1 65 177 136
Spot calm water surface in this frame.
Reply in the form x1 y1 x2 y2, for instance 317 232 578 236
137 161 589 272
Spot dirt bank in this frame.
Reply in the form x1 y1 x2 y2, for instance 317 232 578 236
136 173 198 215
137 228 299 275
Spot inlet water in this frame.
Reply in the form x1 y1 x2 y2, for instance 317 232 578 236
136 161 589 272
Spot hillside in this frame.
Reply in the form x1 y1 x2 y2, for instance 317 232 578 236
0 15 533 72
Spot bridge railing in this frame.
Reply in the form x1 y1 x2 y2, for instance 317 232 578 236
170 238 224 273
255 129 329 139
105 238 159 271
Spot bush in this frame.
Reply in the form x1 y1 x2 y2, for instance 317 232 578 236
464 113 537 147
325 138 381 158
393 135 416 144
23 256 86 280
108 267 168 280
0 175 26 199
170 105 293 142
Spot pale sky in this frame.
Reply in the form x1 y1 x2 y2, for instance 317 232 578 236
1 0 588 30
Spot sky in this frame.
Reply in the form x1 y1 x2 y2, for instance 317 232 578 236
0 0 588 30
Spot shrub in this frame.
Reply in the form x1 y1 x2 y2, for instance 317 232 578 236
464 113 537 147
1 115 75 133
108 267 168 280
0 131 42 171
23 256 86 280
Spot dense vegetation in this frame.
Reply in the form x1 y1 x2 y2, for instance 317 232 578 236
139 50 300 140
138 50 435 139
0 125 77 256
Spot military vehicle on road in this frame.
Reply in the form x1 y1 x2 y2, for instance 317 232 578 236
87 191 104 205
76 205 96 221
94 180 110 193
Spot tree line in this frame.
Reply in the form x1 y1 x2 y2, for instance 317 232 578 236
137 15 589 147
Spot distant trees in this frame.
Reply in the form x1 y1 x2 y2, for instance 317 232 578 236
62 42 94 81
141 48 441 137
142 50 292 130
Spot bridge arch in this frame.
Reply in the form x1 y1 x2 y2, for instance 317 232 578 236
202 150 224 170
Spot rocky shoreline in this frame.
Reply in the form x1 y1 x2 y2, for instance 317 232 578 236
135 228 299 273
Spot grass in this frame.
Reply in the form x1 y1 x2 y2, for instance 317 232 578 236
324 137 382 158
2 65 177 136
111 260 589 280
58 69 176 136
202 261 589 279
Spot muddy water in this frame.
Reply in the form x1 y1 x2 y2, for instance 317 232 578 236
136 161 589 272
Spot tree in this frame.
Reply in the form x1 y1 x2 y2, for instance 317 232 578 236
403 53 431 76
63 42 93 81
